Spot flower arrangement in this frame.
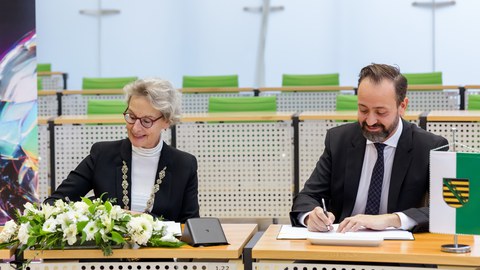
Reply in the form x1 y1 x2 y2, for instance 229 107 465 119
0 197 184 256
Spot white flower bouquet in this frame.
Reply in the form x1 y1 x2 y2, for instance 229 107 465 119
0 197 184 256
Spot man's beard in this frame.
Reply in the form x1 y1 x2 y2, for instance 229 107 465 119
361 116 399 143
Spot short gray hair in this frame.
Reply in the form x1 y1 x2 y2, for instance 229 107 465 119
124 78 181 125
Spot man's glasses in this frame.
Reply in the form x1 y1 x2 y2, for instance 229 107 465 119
123 109 164 128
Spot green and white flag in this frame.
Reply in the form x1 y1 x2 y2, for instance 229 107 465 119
430 151 480 235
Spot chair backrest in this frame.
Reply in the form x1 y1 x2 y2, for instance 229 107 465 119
336 94 358 111
37 78 43 90
82 77 137 89
468 95 480 110
282 73 340 86
403 72 442 85
183 75 239 88
87 99 127 114
37 63 51 72
208 96 276 112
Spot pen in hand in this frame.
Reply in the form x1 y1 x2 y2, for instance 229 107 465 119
321 198 332 231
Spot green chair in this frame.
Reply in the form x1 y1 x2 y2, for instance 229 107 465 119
467 95 480 110
37 63 51 72
37 78 43 90
208 96 276 112
403 72 442 85
336 94 358 111
82 77 137 89
183 75 238 88
282 73 339 86
87 99 127 114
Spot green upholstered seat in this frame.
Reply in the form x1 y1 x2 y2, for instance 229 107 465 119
37 63 51 72
37 78 43 90
208 96 276 112
282 73 339 86
467 95 480 110
403 72 442 85
336 94 358 111
82 77 137 89
87 99 127 114
182 75 239 88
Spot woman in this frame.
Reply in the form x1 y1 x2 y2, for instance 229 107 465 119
45 78 199 223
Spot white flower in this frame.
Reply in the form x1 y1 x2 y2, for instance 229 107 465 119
160 232 179 243
18 223 31 245
83 221 99 241
153 220 166 232
0 220 18 242
109 205 124 220
42 218 58 233
73 201 89 214
100 214 113 232
41 203 56 219
127 215 153 246
63 224 78 245
54 199 67 211
55 213 71 230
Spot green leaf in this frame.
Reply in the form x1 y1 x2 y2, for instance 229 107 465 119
105 200 113 212
110 231 125 244
82 196 93 206
77 221 88 232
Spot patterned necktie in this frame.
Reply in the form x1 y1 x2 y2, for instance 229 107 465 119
365 143 386 215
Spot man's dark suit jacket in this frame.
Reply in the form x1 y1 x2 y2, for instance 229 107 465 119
290 119 448 232
45 139 200 223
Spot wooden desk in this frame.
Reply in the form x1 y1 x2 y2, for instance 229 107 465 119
252 225 480 268
426 110 480 151
299 110 422 121
181 111 294 122
24 223 257 260
428 110 480 122
0 227 15 260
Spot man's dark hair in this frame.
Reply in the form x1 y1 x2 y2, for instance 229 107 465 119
358 63 407 106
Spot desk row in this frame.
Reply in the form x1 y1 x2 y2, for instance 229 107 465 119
37 111 480 219
2 223 479 269
38 85 480 116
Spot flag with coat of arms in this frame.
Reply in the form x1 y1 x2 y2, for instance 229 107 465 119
430 150 480 235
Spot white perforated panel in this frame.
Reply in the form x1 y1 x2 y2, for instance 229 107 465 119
407 90 459 110
26 262 236 270
182 92 253 113
254 262 430 270
62 94 125 115
38 74 64 90
54 125 172 191
299 120 349 190
176 122 293 218
427 122 480 151
260 91 354 112
38 123 50 201
38 95 58 116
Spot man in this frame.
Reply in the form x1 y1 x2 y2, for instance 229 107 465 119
290 63 448 233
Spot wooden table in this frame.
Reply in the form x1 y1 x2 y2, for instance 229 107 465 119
0 227 15 260
24 223 257 260
251 225 480 269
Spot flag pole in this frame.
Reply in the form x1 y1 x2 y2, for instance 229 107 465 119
440 127 471 253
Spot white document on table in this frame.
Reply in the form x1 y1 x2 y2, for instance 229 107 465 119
164 221 182 236
277 224 414 240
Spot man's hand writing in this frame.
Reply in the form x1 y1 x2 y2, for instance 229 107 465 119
305 206 335 232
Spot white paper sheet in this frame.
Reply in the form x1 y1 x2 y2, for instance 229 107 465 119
277 224 414 240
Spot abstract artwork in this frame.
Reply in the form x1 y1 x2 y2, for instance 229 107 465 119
0 0 38 224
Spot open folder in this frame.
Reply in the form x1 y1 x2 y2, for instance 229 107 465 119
277 225 413 246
